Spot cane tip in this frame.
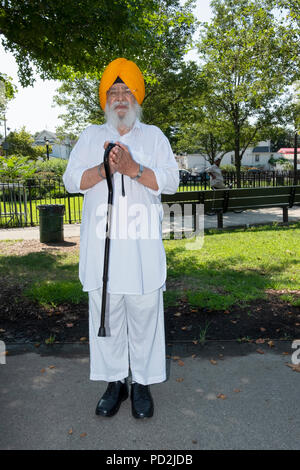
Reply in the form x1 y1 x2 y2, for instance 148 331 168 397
98 327 106 337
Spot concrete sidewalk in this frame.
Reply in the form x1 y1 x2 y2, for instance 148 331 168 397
0 207 299 240
0 341 299 450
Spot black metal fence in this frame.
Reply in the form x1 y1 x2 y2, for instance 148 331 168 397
178 170 299 191
0 178 83 228
0 171 299 228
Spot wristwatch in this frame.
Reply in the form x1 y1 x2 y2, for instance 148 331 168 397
132 163 144 181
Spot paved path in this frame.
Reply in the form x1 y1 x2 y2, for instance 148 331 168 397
0 207 299 450
0 341 299 450
0 207 299 240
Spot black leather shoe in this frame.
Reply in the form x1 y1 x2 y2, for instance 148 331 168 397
95 381 128 417
131 383 154 419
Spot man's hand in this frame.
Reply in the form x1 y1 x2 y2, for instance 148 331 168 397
103 141 139 178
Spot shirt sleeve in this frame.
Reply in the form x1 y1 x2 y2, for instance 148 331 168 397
63 127 91 194
146 130 179 196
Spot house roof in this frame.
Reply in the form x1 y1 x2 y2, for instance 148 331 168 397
252 146 270 153
34 130 57 144
278 148 300 154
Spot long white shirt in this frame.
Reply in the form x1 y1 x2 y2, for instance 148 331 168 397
63 120 179 294
206 164 224 187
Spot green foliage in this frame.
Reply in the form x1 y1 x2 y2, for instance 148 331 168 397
0 73 17 117
0 155 36 180
197 0 299 186
220 164 236 172
6 127 50 160
53 60 205 142
35 158 68 178
0 0 196 87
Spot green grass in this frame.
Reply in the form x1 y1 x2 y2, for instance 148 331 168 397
280 294 300 307
164 222 300 310
24 280 88 307
0 222 299 310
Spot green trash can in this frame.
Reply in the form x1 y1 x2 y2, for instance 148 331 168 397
37 204 65 243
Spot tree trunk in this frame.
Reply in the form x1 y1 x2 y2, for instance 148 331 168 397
234 132 241 188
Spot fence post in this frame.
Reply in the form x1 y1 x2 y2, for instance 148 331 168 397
27 179 34 226
68 193 72 224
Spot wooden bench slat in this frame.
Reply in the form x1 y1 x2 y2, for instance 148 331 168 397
227 195 290 207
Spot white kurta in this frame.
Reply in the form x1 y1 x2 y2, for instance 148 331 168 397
63 120 179 294
205 164 224 187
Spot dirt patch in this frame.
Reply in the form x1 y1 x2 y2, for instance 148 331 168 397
0 277 299 344
0 237 80 256
0 238 299 344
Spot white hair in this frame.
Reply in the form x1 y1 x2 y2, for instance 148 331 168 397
105 98 142 130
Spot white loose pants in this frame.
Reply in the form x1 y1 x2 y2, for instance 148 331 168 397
88 287 166 385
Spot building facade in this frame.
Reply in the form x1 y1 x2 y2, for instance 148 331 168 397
34 130 73 160
176 141 284 172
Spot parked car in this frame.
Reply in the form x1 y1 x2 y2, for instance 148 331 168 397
190 171 210 184
179 169 192 184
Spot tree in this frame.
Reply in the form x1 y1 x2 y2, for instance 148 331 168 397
173 100 235 161
6 127 51 160
0 73 17 140
269 126 295 152
53 60 204 145
198 0 299 186
0 73 17 111
0 0 196 86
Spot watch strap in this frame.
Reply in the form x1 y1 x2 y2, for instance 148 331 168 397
132 163 144 180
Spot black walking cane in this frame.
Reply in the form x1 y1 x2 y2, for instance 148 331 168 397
98 142 116 337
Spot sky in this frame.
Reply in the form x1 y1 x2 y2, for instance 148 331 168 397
0 0 212 136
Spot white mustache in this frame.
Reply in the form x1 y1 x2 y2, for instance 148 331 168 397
112 101 129 110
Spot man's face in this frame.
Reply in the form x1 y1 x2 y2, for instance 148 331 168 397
106 83 136 118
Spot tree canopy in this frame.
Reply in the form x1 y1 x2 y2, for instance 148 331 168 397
6 127 48 160
0 72 17 120
196 0 299 185
53 60 204 145
0 0 196 86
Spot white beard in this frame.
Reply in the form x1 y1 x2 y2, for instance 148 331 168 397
105 100 142 131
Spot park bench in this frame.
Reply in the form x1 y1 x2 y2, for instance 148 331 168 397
161 185 300 229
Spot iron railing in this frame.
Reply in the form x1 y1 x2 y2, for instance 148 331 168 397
177 170 299 191
0 171 299 228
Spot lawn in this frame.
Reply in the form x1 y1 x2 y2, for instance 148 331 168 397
164 223 300 310
0 222 299 312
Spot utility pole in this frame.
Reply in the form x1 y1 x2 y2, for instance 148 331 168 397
294 131 298 186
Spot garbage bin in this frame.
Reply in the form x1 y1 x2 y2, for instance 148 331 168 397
37 204 65 243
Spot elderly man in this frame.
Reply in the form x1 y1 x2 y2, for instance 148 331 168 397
63 58 179 419
206 157 226 189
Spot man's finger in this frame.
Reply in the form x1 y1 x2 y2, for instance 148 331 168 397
115 142 128 152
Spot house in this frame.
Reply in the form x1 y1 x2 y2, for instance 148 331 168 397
176 140 282 172
277 148 300 169
34 130 73 160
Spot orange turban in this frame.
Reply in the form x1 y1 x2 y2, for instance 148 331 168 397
99 58 145 110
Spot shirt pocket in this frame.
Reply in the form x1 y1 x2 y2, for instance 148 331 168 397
131 148 153 167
